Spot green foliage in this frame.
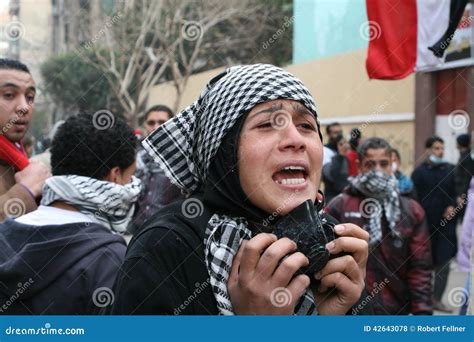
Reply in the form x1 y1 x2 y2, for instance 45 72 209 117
40 51 120 115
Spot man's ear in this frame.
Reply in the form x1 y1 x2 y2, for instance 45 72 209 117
103 166 122 184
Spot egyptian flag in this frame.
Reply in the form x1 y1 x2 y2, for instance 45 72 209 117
365 0 468 80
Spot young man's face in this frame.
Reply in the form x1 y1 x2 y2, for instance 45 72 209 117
358 148 392 175
328 125 342 141
430 141 444 159
0 69 35 143
143 111 170 135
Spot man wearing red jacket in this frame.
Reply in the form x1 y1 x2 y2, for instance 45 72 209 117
0 59 50 220
327 137 433 315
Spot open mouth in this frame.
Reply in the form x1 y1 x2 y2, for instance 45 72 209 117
272 164 309 186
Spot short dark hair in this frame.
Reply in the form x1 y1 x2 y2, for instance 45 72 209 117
357 137 391 161
425 135 444 148
349 127 361 149
325 122 341 135
0 58 30 73
390 148 401 162
144 105 173 122
51 112 137 179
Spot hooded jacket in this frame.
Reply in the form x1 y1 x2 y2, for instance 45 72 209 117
0 218 126 314
327 186 433 315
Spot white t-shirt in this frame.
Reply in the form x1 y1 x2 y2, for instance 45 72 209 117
16 205 93 226
323 146 336 166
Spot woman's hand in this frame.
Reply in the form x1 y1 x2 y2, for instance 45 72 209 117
314 223 369 315
228 233 310 315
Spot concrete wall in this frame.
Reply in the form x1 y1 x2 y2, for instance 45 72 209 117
147 49 416 171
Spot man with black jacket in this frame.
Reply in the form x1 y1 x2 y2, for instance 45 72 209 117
0 113 141 314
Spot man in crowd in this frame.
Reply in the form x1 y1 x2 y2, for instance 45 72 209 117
391 148 414 197
322 122 343 166
322 134 349 203
0 59 50 220
131 105 183 233
0 112 141 314
454 133 474 217
412 136 457 312
327 137 433 315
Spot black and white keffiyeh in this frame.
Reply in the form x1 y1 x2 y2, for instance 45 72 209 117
143 64 320 315
142 64 320 195
349 170 401 247
204 214 317 315
41 175 141 233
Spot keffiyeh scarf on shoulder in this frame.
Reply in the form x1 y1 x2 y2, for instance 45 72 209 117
143 64 321 315
349 170 401 247
41 175 141 233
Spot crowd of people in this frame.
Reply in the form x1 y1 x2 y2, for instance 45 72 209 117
323 122 474 314
0 58 472 315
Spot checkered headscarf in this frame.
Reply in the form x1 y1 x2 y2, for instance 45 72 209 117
143 64 320 195
143 64 320 315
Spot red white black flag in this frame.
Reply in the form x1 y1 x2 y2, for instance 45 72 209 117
365 0 469 80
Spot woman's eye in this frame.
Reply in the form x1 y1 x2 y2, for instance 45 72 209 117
299 123 317 131
3 93 14 100
26 96 35 104
257 122 272 129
